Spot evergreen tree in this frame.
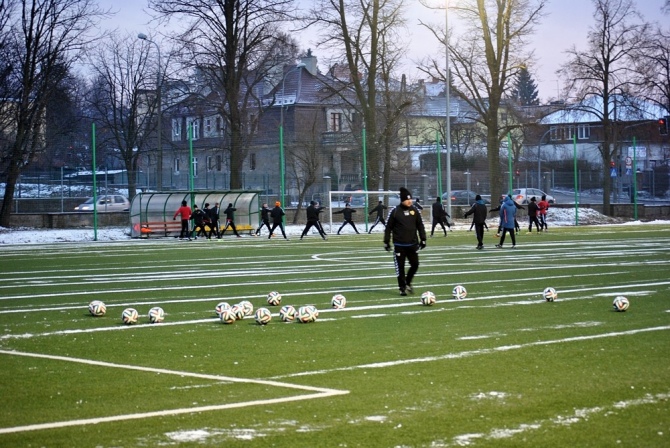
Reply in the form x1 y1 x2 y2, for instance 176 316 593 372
512 67 540 105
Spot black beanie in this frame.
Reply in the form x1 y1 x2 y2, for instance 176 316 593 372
399 187 412 202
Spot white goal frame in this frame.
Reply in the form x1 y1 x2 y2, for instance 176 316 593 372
324 190 400 234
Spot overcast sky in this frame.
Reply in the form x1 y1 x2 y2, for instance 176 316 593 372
97 0 666 103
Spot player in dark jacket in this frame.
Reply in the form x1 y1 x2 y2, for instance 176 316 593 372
301 201 327 240
190 205 207 239
527 197 542 233
464 194 488 249
255 203 272 236
384 187 427 296
368 201 387 233
208 202 221 239
221 203 241 237
268 201 288 239
430 197 450 237
334 203 360 234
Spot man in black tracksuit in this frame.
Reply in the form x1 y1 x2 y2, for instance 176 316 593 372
384 187 427 296
208 202 221 239
368 200 387 233
464 194 488 250
430 197 451 237
301 201 327 240
255 203 272 236
268 201 288 239
334 203 360 234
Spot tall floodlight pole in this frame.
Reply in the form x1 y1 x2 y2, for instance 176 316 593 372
279 63 305 209
138 33 163 191
444 0 452 215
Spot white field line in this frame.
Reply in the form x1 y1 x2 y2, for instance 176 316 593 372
268 325 670 379
0 349 349 435
2 279 669 340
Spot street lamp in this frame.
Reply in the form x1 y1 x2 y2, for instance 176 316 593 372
444 0 452 216
279 63 305 207
138 33 163 191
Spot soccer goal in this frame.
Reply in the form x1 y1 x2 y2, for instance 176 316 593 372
325 190 401 234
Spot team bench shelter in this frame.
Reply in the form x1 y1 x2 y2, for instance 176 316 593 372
129 191 261 238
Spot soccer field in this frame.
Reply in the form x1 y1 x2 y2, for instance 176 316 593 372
0 225 669 447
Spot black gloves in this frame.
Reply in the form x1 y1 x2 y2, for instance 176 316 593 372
384 243 391 252
419 241 426 250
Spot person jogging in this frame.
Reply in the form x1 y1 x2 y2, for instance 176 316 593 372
368 200 387 233
384 187 427 296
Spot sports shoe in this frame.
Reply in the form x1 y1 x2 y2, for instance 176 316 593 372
495 233 500 238
495 244 502 248
406 284 414 293
476 245 483 250
400 290 407 296
511 245 516 249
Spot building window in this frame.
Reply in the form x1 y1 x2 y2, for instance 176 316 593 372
550 126 558 141
192 157 198 177
578 124 590 139
206 156 213 172
174 158 180 174
216 116 222 132
565 125 574 141
216 154 222 171
330 112 342 132
172 118 182 141
250 153 256 171
187 118 199 140
205 118 211 133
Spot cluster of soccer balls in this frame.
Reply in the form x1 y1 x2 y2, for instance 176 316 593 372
88 300 164 325
543 287 630 312
418 285 467 306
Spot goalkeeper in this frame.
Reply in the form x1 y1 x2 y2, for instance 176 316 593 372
383 187 427 296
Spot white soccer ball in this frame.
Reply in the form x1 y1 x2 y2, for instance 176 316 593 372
238 300 254 316
88 300 106 317
267 291 282 306
121 308 139 325
453 285 467 300
231 304 245 320
220 308 237 324
613 296 630 312
279 305 297 322
254 307 272 325
215 301 231 316
297 305 318 323
331 294 347 309
420 291 436 306
543 287 557 302
148 306 165 323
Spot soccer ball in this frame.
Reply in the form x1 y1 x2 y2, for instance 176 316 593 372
254 307 272 325
215 301 231 316
613 296 630 312
238 300 254 316
148 306 165 323
121 308 139 325
420 291 436 306
279 305 297 322
453 285 467 300
331 294 347 309
297 305 318 323
220 308 237 324
231 304 245 320
267 291 282 306
88 300 106 317
543 287 557 302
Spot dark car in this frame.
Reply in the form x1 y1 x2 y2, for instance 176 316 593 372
442 190 491 205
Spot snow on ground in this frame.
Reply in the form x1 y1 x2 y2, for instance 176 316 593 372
0 208 667 245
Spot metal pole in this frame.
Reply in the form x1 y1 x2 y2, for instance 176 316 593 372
138 33 162 191
92 123 98 241
445 0 452 216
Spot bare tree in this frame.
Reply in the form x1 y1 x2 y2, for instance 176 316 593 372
149 0 294 190
419 0 547 203
85 33 161 199
632 26 670 115
287 111 323 222
559 0 649 210
0 0 108 227
306 0 411 192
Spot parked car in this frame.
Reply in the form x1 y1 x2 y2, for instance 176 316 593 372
442 190 491 205
74 195 130 212
501 188 556 205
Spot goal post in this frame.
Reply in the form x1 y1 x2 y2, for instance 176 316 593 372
325 190 400 234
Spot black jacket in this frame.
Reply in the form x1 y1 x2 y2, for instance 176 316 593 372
384 205 426 247
270 206 285 224
224 205 236 220
369 203 387 218
334 207 356 221
260 206 270 222
464 200 488 224
306 204 325 221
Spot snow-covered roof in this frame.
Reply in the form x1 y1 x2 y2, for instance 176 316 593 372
540 95 665 125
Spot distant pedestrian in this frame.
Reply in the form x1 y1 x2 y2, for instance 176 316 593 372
464 194 488 250
255 203 272 236
527 197 542 233
268 201 288 239
495 195 517 249
334 203 360 234
368 200 387 233
537 195 550 231
301 201 327 240
221 203 241 238
172 200 192 240
430 197 450 237
190 205 208 239
384 187 427 296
